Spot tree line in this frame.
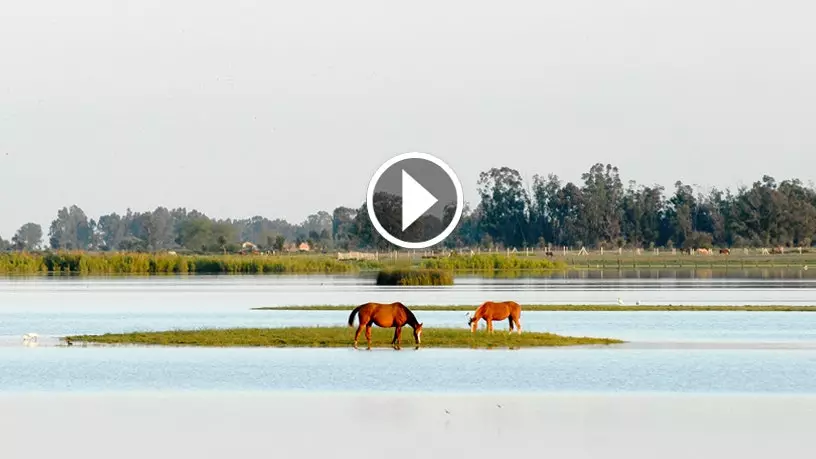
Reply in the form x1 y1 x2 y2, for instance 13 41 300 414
2 163 816 253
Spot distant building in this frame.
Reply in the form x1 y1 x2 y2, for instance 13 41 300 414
239 241 260 255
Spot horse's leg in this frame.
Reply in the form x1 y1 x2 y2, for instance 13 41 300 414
365 324 373 350
508 317 514 333
515 315 522 334
394 326 402 350
353 324 365 349
487 319 493 333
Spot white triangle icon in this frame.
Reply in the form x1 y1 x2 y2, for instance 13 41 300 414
401 169 438 231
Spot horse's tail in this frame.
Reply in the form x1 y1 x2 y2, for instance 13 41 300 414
348 304 364 327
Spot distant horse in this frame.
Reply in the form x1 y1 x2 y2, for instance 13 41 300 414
467 301 522 334
719 248 730 255
348 302 423 350
545 251 555 257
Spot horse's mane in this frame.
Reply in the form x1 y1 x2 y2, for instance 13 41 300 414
398 302 419 326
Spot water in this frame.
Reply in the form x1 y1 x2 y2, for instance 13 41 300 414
2 347 816 393
2 272 816 394
2 271 816 313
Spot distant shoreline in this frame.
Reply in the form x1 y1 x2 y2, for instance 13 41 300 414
1 251 813 275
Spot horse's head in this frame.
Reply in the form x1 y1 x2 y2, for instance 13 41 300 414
465 312 475 325
413 323 423 344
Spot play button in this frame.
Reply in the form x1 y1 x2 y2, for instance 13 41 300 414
401 170 438 231
366 152 464 249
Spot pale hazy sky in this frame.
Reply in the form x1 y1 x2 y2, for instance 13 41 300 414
1 0 815 237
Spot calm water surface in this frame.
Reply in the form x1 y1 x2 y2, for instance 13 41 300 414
2 346 816 394
2 272 815 394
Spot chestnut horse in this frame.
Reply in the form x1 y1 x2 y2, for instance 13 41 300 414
467 301 522 334
348 302 423 350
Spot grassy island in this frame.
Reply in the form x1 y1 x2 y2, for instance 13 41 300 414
63 326 623 349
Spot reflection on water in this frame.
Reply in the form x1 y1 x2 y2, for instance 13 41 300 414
462 267 816 280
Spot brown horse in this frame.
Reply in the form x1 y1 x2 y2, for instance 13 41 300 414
348 302 423 350
467 301 522 334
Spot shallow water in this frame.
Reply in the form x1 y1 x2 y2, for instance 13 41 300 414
4 393 814 459
2 271 816 314
2 346 816 393
2 272 816 395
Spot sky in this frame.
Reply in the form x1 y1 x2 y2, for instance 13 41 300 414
1 0 815 237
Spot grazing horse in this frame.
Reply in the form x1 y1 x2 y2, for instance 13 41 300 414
348 302 423 350
719 248 730 255
467 301 522 334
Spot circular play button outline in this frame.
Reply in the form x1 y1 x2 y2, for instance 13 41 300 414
366 152 464 249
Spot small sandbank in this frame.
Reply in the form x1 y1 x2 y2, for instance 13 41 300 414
64 326 623 348
252 304 816 312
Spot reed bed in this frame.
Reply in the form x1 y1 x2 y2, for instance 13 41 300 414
419 254 567 271
375 268 454 286
0 252 373 274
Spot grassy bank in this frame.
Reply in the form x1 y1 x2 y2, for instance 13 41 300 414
253 304 816 312
376 268 454 286
532 251 816 269
419 254 567 271
0 252 378 274
64 327 622 348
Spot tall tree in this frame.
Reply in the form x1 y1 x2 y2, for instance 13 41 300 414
579 163 624 246
49 205 93 250
477 167 530 248
12 223 43 250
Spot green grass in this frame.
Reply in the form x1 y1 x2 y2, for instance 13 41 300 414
375 268 454 286
64 326 622 348
4 250 813 275
252 304 816 312
419 254 567 271
547 252 816 269
0 252 378 274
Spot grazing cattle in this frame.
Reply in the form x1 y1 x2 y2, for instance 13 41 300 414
467 301 522 334
347 302 423 350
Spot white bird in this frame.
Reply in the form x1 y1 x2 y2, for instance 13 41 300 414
804 265 809 271
617 297 624 305
22 333 39 347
